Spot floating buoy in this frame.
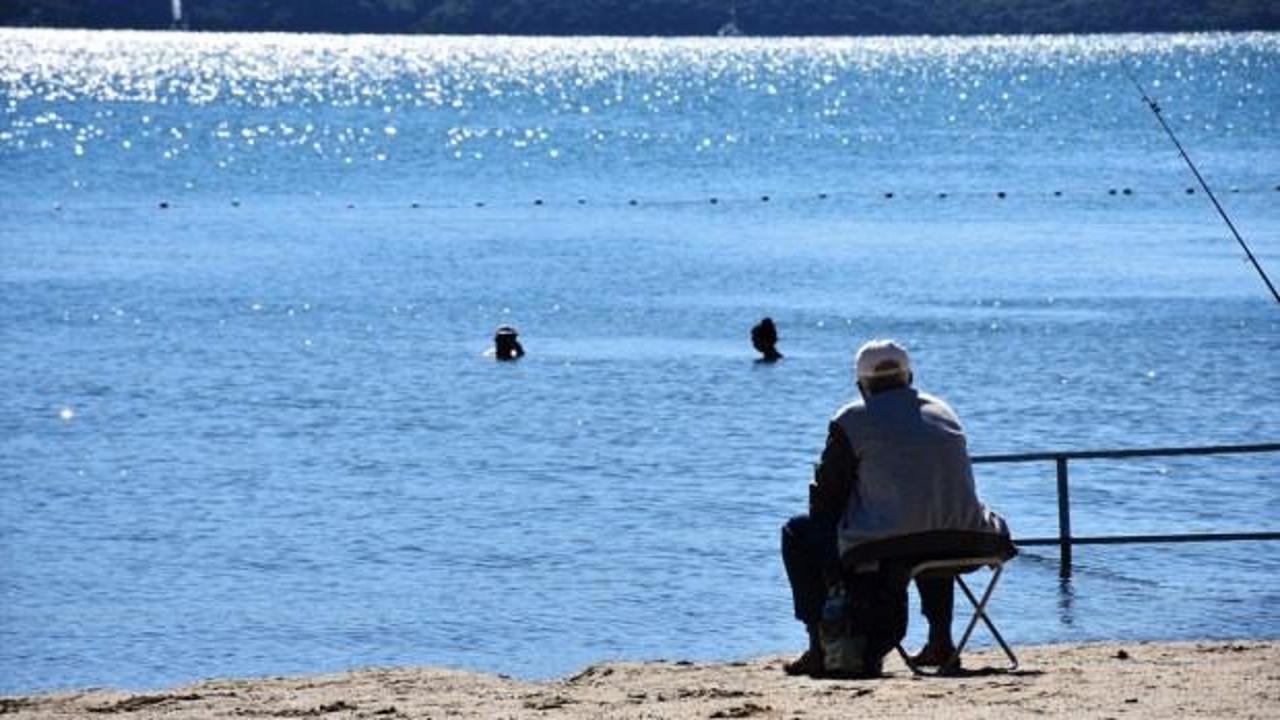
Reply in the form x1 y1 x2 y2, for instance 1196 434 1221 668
996 191 1007 199
231 199 241 207
884 192 894 199
817 192 828 199
1186 188 1196 194
158 201 170 209
709 197 718 204
761 195 770 202
937 192 947 199
346 203 355 209
1122 188 1133 195
1053 190 1063 197
628 199 638 206
410 202 419 208
475 201 485 207
577 198 586 205
533 198 543 206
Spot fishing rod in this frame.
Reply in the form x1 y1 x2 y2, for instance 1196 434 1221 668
1121 62 1280 305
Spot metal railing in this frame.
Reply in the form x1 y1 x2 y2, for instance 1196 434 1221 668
972 442 1280 577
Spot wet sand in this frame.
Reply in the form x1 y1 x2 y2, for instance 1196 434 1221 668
3 641 1276 718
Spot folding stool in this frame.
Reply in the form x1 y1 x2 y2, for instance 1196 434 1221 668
894 555 1018 675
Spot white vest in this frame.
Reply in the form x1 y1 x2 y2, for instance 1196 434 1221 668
833 387 1007 554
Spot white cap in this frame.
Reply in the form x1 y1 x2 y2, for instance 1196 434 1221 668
855 339 911 380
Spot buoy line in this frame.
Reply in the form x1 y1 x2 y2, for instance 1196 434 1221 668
44 182 1279 213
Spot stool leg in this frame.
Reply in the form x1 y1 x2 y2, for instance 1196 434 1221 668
955 567 1019 671
894 643 922 675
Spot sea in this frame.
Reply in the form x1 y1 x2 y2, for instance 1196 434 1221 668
0 29 1277 694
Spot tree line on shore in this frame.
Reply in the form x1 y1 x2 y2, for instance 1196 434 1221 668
2 0 1277 35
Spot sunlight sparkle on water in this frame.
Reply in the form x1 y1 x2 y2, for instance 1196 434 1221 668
1 30 1274 178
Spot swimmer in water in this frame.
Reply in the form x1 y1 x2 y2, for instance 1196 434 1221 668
751 317 783 363
494 325 525 361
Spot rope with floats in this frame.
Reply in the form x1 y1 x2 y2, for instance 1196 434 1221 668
67 181 1274 214
1122 62 1280 305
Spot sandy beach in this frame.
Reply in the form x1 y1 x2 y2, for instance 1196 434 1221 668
3 641 1276 719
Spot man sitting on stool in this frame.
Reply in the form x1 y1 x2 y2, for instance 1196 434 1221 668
781 339 1009 677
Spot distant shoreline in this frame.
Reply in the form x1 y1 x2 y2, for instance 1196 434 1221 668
3 641 1276 718
1 26 1276 41
3 0 1277 37
2 26 1279 38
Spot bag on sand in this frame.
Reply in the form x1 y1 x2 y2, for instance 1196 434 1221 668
819 568 909 677
818 583 866 676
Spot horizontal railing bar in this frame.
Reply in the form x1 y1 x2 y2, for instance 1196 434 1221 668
1016 531 1280 546
974 441 1280 464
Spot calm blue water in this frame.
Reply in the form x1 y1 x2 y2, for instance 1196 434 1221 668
1 29 1278 694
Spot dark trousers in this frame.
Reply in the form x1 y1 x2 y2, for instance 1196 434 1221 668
781 513 954 647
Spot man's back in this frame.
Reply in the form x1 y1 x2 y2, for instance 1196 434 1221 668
832 386 1005 554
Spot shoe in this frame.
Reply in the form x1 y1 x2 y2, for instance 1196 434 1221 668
783 648 824 677
910 643 960 669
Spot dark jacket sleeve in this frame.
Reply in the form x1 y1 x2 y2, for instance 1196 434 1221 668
809 422 856 520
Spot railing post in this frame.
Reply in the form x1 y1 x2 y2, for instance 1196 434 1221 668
1056 456 1073 577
